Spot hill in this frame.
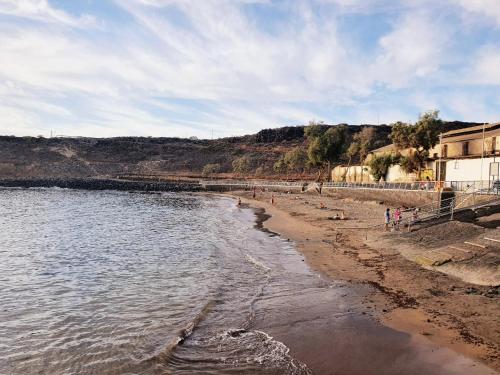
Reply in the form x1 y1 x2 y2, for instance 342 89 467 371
0 121 483 180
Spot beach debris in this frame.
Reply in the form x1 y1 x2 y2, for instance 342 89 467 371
415 250 452 266
465 287 480 295
464 241 486 249
484 237 500 243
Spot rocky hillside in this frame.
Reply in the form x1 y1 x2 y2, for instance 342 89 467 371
0 121 482 179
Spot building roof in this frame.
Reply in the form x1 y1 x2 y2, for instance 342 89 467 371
442 122 500 138
369 143 397 154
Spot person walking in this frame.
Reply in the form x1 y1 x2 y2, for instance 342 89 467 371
384 208 391 231
394 207 402 230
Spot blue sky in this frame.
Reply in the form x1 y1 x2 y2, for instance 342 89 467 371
0 0 499 138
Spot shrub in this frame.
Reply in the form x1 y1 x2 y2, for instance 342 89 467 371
232 156 252 174
202 163 220 177
368 153 398 182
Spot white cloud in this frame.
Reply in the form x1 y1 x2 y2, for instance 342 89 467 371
465 45 500 85
0 0 95 27
373 11 451 88
0 0 497 137
451 0 500 26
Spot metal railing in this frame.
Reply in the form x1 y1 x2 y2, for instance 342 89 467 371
322 181 437 191
200 179 439 191
402 192 500 230
199 180 307 188
444 180 500 194
200 178 500 195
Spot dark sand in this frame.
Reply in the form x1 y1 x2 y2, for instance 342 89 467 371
230 191 499 375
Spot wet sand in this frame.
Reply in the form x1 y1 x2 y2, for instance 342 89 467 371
228 191 500 374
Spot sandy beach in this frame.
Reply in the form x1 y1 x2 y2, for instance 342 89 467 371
227 189 500 374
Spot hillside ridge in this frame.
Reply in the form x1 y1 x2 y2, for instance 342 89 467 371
0 121 483 179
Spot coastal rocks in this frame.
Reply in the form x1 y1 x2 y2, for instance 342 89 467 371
0 178 202 192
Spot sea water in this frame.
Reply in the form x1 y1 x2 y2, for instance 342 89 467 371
0 188 313 374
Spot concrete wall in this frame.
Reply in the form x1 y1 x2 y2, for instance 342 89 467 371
332 165 374 183
445 156 500 181
322 188 439 207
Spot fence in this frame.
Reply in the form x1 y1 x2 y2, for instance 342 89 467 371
322 181 437 191
200 179 500 195
199 180 306 189
200 179 439 191
444 180 500 194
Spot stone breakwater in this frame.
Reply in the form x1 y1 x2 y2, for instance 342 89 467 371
0 178 202 192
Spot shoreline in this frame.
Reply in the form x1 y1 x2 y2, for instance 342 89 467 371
227 190 500 374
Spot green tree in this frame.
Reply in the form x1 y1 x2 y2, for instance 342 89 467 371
345 127 376 182
399 152 422 174
390 110 442 177
305 124 349 168
304 120 325 139
368 153 397 182
283 147 307 172
346 142 360 166
273 147 307 175
202 163 220 177
353 126 376 163
232 156 252 175
273 157 287 174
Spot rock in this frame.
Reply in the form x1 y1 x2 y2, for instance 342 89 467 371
465 287 479 295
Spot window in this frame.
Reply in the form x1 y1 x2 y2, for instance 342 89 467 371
462 142 469 156
442 144 448 158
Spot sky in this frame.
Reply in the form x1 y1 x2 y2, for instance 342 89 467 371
0 0 499 138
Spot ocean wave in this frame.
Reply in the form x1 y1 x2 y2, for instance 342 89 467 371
244 253 271 272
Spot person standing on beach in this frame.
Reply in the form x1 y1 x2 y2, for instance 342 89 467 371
394 207 402 230
384 208 391 231
252 186 256 199
271 194 275 205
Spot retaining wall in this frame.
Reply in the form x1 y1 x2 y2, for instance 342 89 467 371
321 187 439 207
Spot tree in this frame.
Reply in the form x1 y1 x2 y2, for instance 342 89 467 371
399 152 421 174
202 163 220 177
353 127 376 163
390 121 414 149
273 147 307 175
283 147 307 172
232 156 252 175
305 124 349 168
390 110 442 176
368 153 397 182
304 120 325 139
346 142 360 166
273 157 287 174
347 127 376 165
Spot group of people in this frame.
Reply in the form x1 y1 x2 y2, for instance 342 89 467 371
384 207 420 231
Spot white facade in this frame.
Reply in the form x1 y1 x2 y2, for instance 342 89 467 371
385 165 417 182
445 156 500 181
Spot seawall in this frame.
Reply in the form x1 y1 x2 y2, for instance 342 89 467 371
322 188 439 207
0 178 202 192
